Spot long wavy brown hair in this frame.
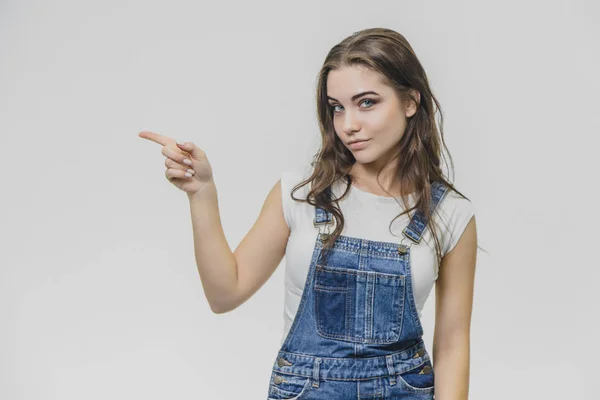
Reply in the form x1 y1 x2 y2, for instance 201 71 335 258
290 27 479 266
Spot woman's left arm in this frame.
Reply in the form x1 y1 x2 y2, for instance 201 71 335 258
432 215 478 400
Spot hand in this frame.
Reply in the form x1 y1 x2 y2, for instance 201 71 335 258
138 131 214 196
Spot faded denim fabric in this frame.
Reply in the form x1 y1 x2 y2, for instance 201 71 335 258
267 181 449 400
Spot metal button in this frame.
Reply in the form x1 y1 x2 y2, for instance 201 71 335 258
277 357 291 367
420 365 432 374
273 375 283 385
413 349 424 358
397 244 408 254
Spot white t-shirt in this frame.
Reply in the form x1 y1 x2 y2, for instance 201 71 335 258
279 166 476 345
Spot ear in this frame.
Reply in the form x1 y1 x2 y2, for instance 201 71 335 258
405 89 420 118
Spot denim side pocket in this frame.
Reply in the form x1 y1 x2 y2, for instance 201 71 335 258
268 372 312 400
396 359 435 393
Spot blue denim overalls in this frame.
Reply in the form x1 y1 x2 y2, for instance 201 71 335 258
267 181 449 400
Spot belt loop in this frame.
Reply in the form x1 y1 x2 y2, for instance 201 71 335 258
385 355 396 386
312 357 322 388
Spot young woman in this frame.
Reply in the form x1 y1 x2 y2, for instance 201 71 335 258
140 27 477 400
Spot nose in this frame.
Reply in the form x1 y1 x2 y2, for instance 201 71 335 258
342 110 360 135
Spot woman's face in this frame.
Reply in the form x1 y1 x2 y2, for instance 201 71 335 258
326 65 418 167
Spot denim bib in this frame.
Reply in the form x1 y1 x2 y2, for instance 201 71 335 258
267 181 449 400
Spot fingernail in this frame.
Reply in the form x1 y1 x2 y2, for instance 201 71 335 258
183 159 192 165
177 141 186 146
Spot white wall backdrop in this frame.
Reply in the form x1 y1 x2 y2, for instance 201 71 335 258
1 0 598 399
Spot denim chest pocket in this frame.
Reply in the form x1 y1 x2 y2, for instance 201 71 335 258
313 265 405 344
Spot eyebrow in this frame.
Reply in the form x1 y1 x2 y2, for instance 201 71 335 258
327 91 380 103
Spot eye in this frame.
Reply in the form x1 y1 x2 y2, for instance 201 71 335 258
360 99 376 108
331 104 343 113
329 99 376 114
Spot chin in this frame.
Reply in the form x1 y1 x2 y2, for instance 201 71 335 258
352 152 378 164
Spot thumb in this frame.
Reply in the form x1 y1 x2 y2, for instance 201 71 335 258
176 141 205 161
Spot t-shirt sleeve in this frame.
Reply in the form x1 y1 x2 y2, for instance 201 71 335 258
280 171 296 231
281 167 312 232
440 194 476 258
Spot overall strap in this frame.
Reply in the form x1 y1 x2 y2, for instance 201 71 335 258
401 181 450 244
313 186 334 235
314 205 333 225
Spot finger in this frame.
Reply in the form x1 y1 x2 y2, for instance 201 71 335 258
139 131 192 159
175 141 206 161
139 131 175 146
165 158 195 174
165 168 193 182
161 145 194 167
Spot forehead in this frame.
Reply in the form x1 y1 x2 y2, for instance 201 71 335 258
326 66 388 99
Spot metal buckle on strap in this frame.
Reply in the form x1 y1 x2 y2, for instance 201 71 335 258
314 211 334 238
316 223 332 238
313 219 333 227
397 235 414 254
401 226 422 245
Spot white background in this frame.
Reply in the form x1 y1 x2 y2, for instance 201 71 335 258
1 0 598 398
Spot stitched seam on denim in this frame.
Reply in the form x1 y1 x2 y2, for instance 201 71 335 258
314 285 346 292
314 332 401 344
278 340 425 362
316 245 409 260
272 374 429 383
317 245 407 259
366 273 374 339
346 271 351 339
406 250 423 332
358 248 366 341
394 277 404 339
316 265 405 280
270 385 304 396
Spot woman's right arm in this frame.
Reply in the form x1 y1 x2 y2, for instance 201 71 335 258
187 178 290 314
138 131 289 314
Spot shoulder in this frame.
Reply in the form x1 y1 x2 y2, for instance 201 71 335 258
281 169 309 198
282 164 314 196
280 166 313 230
436 187 476 257
439 188 475 219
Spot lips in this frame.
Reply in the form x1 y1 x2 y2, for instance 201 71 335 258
348 139 368 145
348 139 370 150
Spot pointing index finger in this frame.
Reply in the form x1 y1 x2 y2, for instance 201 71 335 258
138 131 174 146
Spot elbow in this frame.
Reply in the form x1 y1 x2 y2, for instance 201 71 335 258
209 297 241 314
206 281 243 314
210 303 232 314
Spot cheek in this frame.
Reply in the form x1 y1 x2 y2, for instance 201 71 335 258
374 115 406 141
366 111 393 132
